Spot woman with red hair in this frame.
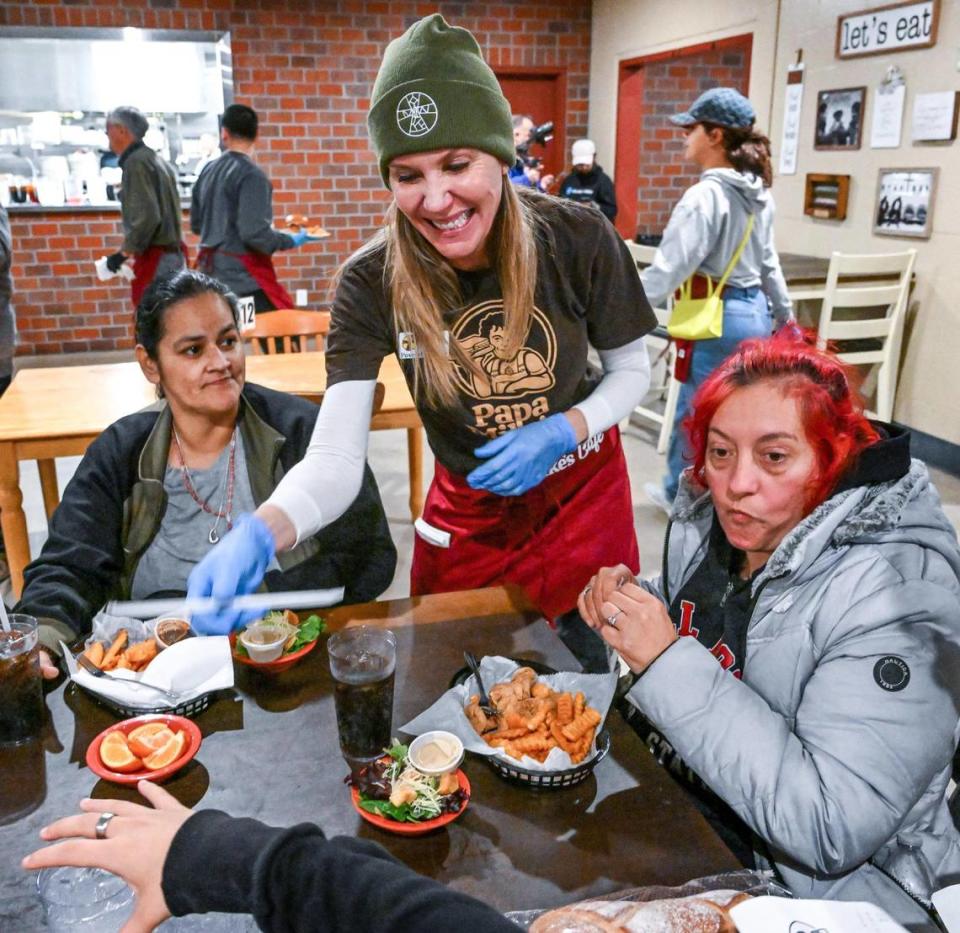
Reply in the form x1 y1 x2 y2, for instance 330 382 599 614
580 334 960 928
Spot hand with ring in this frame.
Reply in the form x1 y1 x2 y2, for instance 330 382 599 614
22 781 192 933
578 564 679 674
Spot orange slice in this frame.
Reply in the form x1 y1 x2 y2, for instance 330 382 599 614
143 729 187 771
100 732 143 773
127 724 175 758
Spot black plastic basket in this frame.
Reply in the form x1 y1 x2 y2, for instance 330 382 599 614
74 682 217 719
485 729 611 789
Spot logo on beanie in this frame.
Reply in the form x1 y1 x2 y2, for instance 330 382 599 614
396 92 438 137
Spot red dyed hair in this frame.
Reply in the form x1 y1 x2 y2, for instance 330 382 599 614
685 330 880 510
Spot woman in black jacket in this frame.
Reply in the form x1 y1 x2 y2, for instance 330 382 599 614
19 269 396 675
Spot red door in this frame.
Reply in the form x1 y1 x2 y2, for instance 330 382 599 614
496 70 567 185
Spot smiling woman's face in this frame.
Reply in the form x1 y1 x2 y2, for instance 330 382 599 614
137 291 245 422
704 381 818 575
388 148 506 271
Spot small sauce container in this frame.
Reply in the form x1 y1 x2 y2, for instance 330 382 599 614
154 618 193 651
238 622 287 663
408 731 464 776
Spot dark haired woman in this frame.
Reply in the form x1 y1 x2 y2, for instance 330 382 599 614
19 269 396 676
580 334 960 928
640 87 796 513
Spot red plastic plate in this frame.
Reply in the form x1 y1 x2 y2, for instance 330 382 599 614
85 714 201 785
351 769 471 836
229 633 319 674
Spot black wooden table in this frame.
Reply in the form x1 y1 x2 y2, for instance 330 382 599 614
0 587 738 929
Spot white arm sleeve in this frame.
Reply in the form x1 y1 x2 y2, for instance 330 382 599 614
573 337 651 437
264 380 376 545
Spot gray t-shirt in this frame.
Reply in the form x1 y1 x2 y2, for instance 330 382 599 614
131 432 261 599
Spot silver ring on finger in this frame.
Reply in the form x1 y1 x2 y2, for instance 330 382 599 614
606 609 622 628
94 811 115 840
582 584 593 597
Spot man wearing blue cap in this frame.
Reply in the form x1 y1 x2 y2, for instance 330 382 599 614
638 87 795 515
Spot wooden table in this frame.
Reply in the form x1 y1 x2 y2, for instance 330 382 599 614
0 352 423 597
0 588 737 928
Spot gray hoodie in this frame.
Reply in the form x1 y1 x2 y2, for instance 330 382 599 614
640 168 793 326
628 460 960 929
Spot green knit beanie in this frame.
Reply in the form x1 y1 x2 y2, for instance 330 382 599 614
368 14 515 185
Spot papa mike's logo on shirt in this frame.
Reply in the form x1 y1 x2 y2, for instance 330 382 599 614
451 299 558 437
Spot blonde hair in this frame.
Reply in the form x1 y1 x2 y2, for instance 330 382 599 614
340 177 540 410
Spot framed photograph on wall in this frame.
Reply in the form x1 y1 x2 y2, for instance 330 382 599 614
873 167 938 239
815 87 866 149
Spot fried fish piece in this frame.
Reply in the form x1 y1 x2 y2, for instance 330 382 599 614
465 696 497 735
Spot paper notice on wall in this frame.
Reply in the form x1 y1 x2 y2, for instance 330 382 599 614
730 896 909 932
912 91 959 141
871 82 906 148
778 65 804 175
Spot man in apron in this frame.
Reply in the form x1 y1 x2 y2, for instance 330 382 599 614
104 107 186 308
190 104 310 313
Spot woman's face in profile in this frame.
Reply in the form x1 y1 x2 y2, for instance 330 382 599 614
704 381 818 573
388 147 506 271
143 291 245 420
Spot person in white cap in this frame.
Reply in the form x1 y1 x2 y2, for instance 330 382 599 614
558 139 617 221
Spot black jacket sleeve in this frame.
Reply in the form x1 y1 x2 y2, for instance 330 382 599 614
595 173 617 222
163 810 518 932
15 423 136 641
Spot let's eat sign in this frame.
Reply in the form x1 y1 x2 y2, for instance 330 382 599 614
836 0 939 59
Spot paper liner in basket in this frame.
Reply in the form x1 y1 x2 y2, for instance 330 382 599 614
400 655 617 771
61 612 233 710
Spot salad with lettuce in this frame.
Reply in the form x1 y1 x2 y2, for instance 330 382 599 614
352 742 468 823
233 611 325 658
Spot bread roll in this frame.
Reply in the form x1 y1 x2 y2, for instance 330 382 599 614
529 890 750 933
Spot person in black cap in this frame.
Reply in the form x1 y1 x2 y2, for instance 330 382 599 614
185 13 657 636
190 103 314 315
638 87 796 515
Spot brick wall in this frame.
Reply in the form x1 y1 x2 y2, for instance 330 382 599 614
0 0 592 355
635 48 749 238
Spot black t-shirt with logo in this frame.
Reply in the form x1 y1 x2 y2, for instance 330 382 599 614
325 196 656 477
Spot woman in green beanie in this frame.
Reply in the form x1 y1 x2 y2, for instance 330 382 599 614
187 14 658 636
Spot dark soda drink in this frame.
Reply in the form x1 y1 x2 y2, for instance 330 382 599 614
333 669 396 769
0 617 43 745
328 626 396 774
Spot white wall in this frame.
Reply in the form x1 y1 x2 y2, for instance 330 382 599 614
591 0 960 444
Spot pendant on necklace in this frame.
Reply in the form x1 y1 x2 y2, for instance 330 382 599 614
208 528 220 545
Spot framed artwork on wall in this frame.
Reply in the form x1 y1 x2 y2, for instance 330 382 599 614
873 167 937 238
815 87 866 149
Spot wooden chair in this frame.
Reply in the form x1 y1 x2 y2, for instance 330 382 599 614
243 308 331 355
789 250 916 422
626 241 680 453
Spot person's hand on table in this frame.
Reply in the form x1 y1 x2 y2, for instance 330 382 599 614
467 413 577 496
578 564 678 674
186 512 276 635
22 781 190 933
38 649 59 680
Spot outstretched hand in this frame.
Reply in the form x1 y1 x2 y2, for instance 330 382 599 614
22 781 192 933
578 564 678 674
186 512 276 634
467 413 577 496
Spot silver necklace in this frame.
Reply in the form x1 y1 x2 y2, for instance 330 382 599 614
171 426 237 544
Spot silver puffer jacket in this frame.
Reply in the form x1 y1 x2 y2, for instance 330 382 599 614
627 460 960 930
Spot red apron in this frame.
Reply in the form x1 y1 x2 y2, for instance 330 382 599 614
131 243 188 307
196 248 293 311
411 426 640 621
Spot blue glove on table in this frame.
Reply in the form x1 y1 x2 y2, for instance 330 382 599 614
186 513 276 635
289 230 311 247
467 413 577 497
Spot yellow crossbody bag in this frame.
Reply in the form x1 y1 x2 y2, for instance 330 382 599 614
667 214 755 341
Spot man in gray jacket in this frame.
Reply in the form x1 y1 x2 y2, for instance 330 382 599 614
104 106 185 308
191 104 309 314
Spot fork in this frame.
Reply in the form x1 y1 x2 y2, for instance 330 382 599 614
76 653 181 705
463 651 497 718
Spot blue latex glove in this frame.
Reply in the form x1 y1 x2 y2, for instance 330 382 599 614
289 230 311 247
186 513 276 635
467 413 577 497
